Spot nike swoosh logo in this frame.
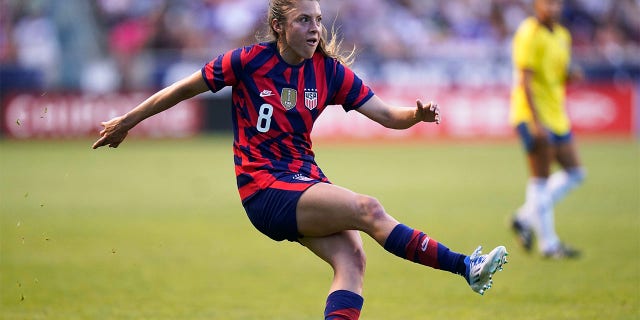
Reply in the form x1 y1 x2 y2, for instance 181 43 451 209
421 236 430 252
259 90 274 97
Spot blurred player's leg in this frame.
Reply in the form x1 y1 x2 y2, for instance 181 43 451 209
515 178 561 254
513 124 562 254
549 140 585 205
541 140 583 258
537 183 561 254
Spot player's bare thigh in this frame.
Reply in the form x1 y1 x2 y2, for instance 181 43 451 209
527 135 553 177
296 183 398 243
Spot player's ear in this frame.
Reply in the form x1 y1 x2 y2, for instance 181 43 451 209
271 19 283 34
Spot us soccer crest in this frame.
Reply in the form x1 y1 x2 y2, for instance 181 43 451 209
280 88 297 110
304 89 318 110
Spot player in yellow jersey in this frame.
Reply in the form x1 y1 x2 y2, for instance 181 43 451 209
509 0 585 259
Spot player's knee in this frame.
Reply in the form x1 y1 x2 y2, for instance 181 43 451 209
354 195 386 223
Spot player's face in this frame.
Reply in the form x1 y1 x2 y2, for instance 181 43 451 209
535 0 563 24
277 0 322 65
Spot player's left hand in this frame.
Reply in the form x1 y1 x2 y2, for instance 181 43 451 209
415 99 440 124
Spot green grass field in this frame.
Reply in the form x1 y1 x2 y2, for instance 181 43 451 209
1 137 638 319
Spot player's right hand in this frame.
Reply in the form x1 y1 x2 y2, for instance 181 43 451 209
530 119 545 139
92 116 129 149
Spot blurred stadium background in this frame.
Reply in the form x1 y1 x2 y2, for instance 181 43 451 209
0 0 638 140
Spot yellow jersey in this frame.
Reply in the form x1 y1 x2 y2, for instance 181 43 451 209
510 17 572 135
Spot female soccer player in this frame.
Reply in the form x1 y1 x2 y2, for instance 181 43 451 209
93 0 508 318
510 0 585 259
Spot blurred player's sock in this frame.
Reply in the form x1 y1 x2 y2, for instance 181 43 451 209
524 177 560 253
548 167 585 205
383 224 467 276
324 290 363 320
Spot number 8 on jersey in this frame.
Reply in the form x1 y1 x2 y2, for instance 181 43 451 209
256 104 274 133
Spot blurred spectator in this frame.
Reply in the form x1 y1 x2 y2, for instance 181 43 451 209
1 1 59 91
1 0 638 94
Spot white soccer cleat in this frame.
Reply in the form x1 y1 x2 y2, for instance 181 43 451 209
464 245 508 295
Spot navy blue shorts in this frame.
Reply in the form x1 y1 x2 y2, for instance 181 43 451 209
515 122 573 153
242 174 324 242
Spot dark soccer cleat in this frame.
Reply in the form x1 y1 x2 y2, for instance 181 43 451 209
511 215 534 252
543 242 581 259
464 246 508 295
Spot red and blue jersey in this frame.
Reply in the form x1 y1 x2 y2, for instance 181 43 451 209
202 42 374 202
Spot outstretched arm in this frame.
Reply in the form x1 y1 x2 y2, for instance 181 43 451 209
92 71 209 149
356 95 440 130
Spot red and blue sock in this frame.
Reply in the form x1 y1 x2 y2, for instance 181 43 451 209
383 224 467 276
324 290 364 320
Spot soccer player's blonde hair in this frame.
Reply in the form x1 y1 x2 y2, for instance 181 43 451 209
259 0 355 66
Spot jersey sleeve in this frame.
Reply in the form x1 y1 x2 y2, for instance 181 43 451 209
330 61 374 112
513 20 539 71
201 47 243 93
